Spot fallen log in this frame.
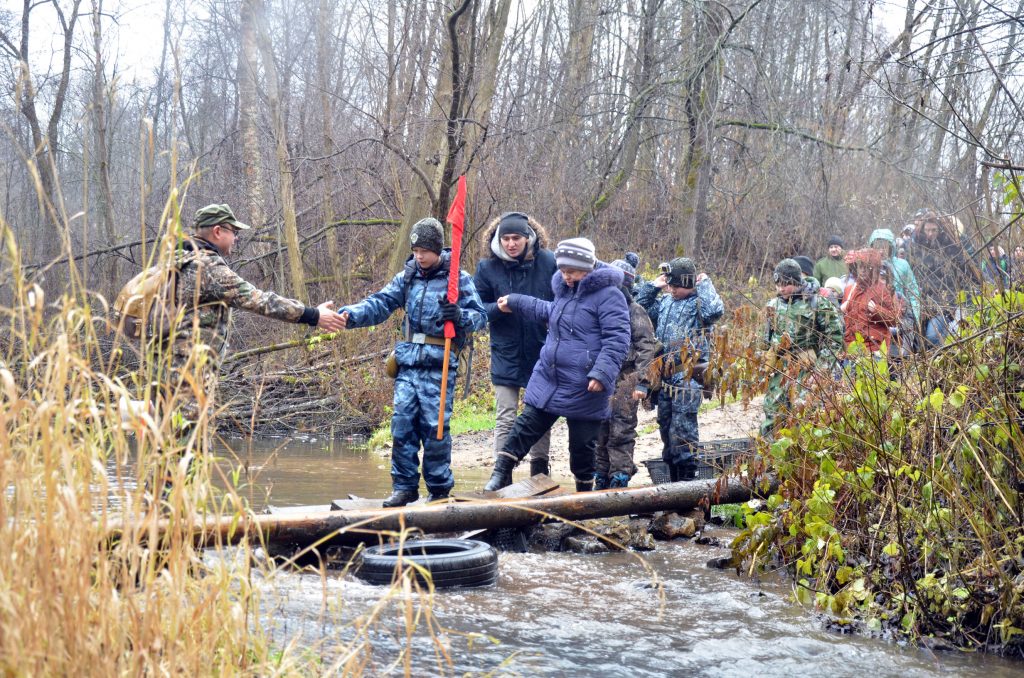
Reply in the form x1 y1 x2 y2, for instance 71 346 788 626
111 476 775 550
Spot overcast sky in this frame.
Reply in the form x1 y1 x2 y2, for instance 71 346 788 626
23 0 909 89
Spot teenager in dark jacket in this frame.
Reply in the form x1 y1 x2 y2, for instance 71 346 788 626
473 212 558 474
483 238 631 492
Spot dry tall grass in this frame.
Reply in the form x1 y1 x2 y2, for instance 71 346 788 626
0 195 461 675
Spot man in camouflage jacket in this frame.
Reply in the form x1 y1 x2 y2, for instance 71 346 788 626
760 258 844 439
635 257 724 480
168 204 344 431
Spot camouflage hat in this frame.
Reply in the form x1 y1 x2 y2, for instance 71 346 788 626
773 258 803 285
194 203 250 231
667 257 696 288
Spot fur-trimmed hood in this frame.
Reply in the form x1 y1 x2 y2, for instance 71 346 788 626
479 213 551 261
551 263 624 299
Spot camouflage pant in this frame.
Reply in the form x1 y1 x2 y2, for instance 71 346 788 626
596 372 640 478
657 376 702 467
168 340 220 444
391 365 457 493
760 368 811 439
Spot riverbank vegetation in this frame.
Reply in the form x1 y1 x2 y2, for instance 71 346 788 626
730 289 1024 655
0 214 472 674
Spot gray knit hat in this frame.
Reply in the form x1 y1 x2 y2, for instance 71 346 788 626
410 217 444 254
554 237 597 270
610 259 636 285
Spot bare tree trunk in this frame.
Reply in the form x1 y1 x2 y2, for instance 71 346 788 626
579 0 663 232
89 0 117 293
238 0 270 271
927 12 970 172
315 0 344 296
559 0 596 143
462 0 512 165
388 0 472 275
674 1 729 257
253 0 306 296
12 0 81 266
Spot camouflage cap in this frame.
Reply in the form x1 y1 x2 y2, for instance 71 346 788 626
194 203 250 231
773 258 803 285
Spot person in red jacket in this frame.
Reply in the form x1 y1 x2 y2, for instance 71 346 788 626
841 248 900 355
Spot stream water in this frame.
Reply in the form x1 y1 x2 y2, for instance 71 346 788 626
218 437 1022 676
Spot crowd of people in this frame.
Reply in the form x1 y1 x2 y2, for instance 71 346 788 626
157 203 1002 506
338 210 727 504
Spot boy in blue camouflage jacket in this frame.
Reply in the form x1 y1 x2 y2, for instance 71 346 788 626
635 257 724 480
340 218 486 506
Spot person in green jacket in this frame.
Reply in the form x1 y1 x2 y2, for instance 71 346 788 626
869 228 920 322
761 259 845 439
813 235 849 284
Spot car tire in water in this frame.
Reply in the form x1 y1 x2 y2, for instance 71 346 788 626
356 538 498 588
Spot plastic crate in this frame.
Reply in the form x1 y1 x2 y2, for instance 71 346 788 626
643 459 672 484
643 438 753 484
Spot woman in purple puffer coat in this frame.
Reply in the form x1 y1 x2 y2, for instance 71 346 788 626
483 237 630 492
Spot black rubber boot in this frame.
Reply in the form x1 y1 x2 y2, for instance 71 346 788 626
382 488 419 507
575 478 595 493
677 464 698 481
484 453 518 492
668 462 680 483
529 458 550 477
427 489 451 502
593 473 609 491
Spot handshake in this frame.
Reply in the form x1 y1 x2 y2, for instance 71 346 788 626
323 297 463 332
314 301 346 332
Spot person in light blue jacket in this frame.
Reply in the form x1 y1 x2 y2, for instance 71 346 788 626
869 227 920 322
340 218 486 507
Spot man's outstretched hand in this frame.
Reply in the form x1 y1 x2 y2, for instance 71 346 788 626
316 301 347 332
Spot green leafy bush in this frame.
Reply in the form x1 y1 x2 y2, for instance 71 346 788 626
732 290 1024 655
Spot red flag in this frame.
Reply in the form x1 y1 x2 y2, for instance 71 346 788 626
443 176 467 339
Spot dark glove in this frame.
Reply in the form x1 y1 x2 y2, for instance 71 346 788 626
438 297 462 322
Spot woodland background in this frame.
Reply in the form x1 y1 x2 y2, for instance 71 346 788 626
1 0 1022 367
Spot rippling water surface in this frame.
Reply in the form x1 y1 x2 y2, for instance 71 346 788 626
196 437 1024 676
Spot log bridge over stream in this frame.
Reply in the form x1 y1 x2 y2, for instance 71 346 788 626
110 474 774 551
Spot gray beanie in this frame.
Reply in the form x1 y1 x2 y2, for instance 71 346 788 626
610 259 636 285
554 237 597 270
410 217 444 254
